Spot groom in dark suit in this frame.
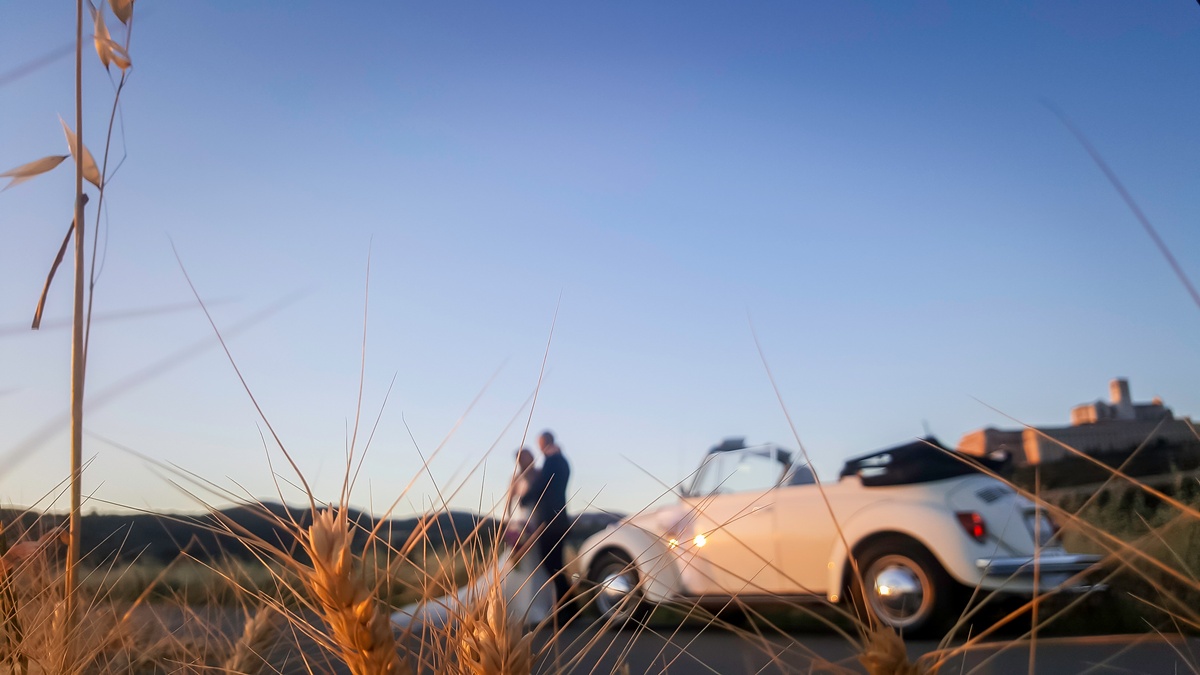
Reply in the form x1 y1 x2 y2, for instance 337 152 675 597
522 430 572 615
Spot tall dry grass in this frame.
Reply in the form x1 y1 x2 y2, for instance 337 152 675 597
2 0 137 655
1 380 1196 674
3 5 1198 675
0 524 217 673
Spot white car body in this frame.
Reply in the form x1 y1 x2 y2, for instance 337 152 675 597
577 438 1101 634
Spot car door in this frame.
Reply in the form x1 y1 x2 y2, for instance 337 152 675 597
679 447 784 596
771 481 843 595
768 470 883 590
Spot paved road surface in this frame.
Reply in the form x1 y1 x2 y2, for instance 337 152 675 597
144 605 1198 674
522 624 1199 674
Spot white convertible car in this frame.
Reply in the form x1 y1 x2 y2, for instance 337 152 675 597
577 437 1101 635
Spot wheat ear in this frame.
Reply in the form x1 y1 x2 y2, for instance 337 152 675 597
223 605 279 675
859 626 934 675
456 578 533 675
305 509 410 675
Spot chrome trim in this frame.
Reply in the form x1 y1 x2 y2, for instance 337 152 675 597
679 593 827 606
865 554 934 629
976 554 1102 577
595 569 637 616
872 565 925 618
1058 583 1108 595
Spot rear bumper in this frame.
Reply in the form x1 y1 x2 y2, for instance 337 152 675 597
974 554 1105 595
976 554 1102 578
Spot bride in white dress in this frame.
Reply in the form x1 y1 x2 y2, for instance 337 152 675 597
391 449 554 629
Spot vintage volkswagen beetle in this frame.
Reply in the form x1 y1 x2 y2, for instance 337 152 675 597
576 437 1101 635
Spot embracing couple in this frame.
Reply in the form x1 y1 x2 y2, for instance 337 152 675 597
506 430 572 621
391 430 573 629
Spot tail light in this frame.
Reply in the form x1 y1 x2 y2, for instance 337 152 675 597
956 511 987 543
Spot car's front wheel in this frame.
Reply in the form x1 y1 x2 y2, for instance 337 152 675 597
851 537 958 637
589 550 649 627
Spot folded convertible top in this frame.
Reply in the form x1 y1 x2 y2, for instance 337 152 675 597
839 437 1010 486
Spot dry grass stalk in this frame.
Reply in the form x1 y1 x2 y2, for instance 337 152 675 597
859 626 935 675
0 155 68 190
454 581 533 675
7 561 162 675
223 605 280 675
59 118 102 189
0 0 141 656
0 528 34 675
304 508 410 675
89 616 188 674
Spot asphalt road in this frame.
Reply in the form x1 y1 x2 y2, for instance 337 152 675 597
524 624 1199 674
142 604 1198 674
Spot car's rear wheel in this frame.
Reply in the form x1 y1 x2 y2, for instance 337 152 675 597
851 537 958 637
589 550 649 627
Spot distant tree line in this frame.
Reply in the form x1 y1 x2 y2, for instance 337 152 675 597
0 504 492 565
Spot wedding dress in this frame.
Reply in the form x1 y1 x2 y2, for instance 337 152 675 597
391 504 555 630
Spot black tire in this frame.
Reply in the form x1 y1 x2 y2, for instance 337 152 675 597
712 599 754 630
849 536 959 638
588 550 649 628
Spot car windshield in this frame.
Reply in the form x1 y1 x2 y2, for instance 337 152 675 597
785 463 817 486
690 447 787 496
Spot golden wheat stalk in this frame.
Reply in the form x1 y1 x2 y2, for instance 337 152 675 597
455 580 534 675
223 605 279 675
859 626 934 675
304 508 411 675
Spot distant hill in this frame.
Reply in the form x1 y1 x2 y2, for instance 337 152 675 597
0 504 492 564
0 505 624 565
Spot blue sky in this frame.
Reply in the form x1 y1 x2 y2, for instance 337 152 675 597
1 2 1198 517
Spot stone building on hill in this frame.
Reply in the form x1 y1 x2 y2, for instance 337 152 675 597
958 378 1196 465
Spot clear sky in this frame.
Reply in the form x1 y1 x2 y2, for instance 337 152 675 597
1 2 1198 518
